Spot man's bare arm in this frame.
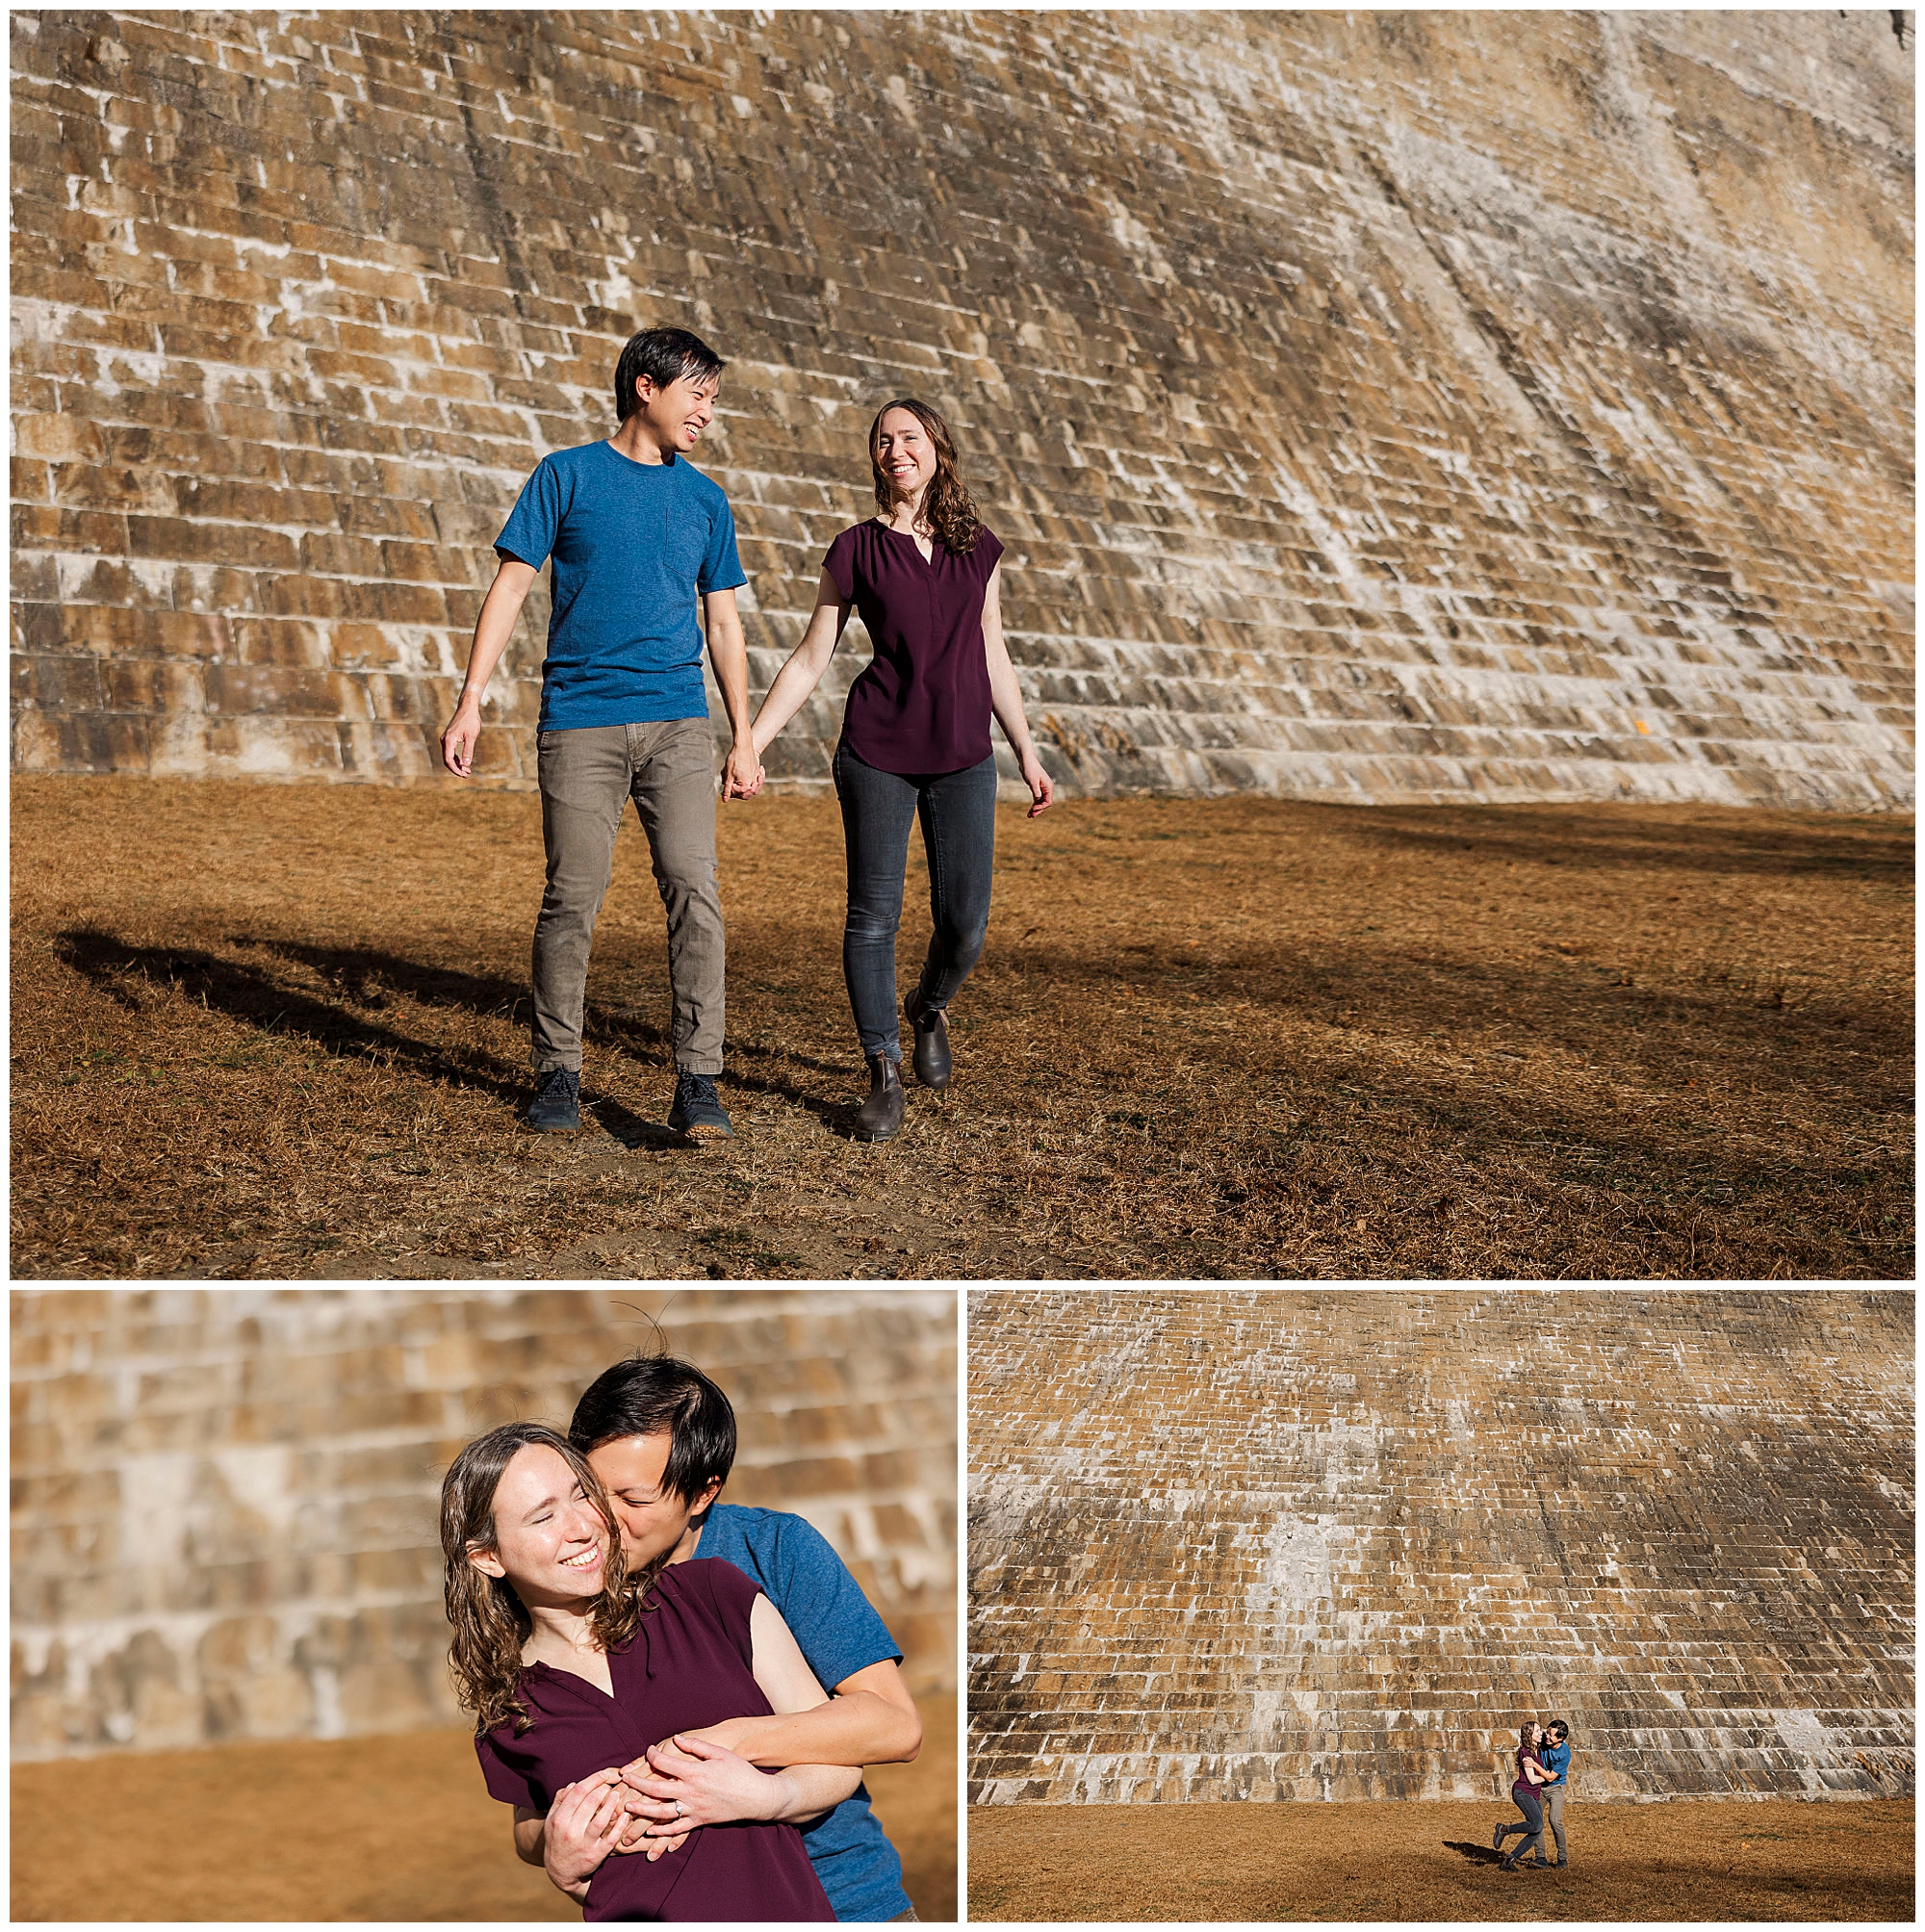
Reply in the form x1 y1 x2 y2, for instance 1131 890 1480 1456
443 555 539 776
685 1657 922 1768
702 585 761 798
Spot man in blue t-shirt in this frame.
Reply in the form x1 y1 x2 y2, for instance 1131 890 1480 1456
439 324 764 1142
510 1354 924 1920
1536 1720 1571 1866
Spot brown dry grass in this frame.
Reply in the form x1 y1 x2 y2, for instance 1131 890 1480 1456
10 776 1912 1279
8 1694 955 1920
966 1796 1914 1920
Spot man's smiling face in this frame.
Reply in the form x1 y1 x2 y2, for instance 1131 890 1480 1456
584 1430 722 1568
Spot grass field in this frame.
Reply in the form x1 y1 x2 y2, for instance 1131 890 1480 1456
10 1693 953 1920
965 1796 1914 1920
11 776 1912 1279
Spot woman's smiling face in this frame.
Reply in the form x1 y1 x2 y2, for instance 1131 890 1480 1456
468 1442 609 1600
875 406 937 502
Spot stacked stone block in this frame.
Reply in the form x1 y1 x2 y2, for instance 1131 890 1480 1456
8 10 1915 807
969 1289 1913 1803
12 1287 957 1760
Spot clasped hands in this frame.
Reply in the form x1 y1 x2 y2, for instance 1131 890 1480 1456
721 740 763 800
543 1727 774 1887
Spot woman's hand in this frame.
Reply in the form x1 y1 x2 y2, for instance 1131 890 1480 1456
542 1770 630 1899
626 1732 788 1830
609 1783 690 1865
1018 751 1055 817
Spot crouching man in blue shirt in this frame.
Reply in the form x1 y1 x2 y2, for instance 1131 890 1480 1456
513 1353 924 1919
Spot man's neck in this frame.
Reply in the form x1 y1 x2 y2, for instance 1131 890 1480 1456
608 416 674 466
666 1516 706 1565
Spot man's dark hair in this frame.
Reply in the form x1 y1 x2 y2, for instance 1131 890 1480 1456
1547 1720 1570 1740
568 1353 737 1503
613 325 726 420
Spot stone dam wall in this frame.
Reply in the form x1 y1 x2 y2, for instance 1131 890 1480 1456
12 1287 957 1761
968 1288 1914 1804
9 10 1916 809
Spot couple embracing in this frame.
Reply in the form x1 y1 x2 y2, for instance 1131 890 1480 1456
442 1352 923 1921
441 324 1055 1145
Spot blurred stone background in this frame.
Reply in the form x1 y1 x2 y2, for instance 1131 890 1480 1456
9 10 1914 807
12 1286 957 1760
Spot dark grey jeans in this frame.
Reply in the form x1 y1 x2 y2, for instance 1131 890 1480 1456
1504 1787 1545 1864
833 739 997 1063
531 718 724 1076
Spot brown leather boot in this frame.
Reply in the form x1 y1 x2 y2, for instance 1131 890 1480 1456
904 986 952 1090
854 1054 905 1142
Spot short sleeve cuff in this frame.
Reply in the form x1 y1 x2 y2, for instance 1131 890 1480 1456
823 530 858 605
476 1736 541 1809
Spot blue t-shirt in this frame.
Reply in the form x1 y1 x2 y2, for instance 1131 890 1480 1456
692 1504 911 1922
494 440 746 731
1540 1739 1571 1786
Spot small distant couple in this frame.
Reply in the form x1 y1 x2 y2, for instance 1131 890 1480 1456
441 322 1056 1145
441 1352 923 1921
1494 1718 1571 1870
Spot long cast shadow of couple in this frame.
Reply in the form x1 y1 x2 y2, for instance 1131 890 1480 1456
55 927 868 1146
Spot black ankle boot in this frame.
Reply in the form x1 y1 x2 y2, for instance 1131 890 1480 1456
854 1054 905 1142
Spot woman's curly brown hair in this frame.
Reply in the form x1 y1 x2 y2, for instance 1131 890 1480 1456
441 1420 663 1738
869 397 983 555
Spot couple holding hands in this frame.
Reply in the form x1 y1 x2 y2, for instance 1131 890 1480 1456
442 324 1055 1146
442 1352 924 1921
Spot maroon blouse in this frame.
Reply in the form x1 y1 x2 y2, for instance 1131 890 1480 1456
825 518 1005 775
475 1558 834 1923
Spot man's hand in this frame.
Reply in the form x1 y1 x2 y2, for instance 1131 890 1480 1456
623 1732 787 1831
672 1716 756 1758
442 699 483 778
721 740 764 800
542 1770 629 1901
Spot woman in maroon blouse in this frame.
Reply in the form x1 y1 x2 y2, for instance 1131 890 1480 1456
731 399 1055 1139
441 1421 853 1920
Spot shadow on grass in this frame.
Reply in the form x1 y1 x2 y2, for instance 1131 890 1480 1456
54 927 868 1137
587 1096 687 1152
1443 1839 1506 1865
1275 800 1915 881
55 928 531 1106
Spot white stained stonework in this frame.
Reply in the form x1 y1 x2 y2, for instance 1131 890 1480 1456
7 11 1915 807
967 1288 1915 1804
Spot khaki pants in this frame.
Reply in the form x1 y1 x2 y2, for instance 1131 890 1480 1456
1543 1784 1566 1862
530 719 724 1075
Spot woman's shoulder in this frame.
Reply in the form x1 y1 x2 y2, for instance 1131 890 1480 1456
826 518 886 554
672 1555 761 1595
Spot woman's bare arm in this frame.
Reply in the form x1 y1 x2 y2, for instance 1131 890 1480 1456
981 562 1054 815
732 570 850 789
